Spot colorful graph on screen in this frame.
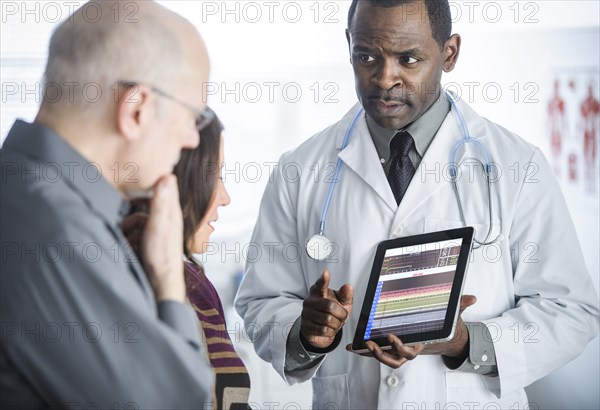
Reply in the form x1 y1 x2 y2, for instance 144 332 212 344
364 239 462 340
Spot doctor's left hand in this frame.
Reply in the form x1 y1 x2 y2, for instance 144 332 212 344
347 295 476 369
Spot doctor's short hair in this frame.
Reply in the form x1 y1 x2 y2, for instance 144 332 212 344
174 110 224 259
347 0 452 49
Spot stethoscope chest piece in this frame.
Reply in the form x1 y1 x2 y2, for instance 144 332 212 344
306 234 332 261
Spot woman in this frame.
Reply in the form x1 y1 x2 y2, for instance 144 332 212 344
173 110 250 410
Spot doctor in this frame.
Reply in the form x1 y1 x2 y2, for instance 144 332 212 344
235 0 599 409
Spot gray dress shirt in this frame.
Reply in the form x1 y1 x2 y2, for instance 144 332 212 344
285 93 498 376
0 120 213 408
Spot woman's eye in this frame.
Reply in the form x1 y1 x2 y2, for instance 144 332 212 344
358 54 375 63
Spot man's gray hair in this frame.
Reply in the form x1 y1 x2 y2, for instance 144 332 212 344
42 1 182 112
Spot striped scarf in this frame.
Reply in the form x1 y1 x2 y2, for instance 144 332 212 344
185 261 250 410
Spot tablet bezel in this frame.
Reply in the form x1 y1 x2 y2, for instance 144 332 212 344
351 227 474 353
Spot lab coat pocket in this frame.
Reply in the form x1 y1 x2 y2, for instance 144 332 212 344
445 371 528 409
445 371 486 403
445 371 492 408
311 373 349 410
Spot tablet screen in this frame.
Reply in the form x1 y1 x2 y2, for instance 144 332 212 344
363 238 463 340
352 227 473 352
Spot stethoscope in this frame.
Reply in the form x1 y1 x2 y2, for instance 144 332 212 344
305 91 501 261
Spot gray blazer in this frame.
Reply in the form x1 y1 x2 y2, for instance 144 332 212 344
0 120 214 408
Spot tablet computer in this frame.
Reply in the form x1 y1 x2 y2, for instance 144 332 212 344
351 227 474 353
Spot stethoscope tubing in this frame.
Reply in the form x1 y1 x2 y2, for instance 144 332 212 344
318 106 365 236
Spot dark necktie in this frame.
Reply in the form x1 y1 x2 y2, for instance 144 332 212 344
387 131 416 205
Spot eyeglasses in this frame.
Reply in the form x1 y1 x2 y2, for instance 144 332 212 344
117 80 215 132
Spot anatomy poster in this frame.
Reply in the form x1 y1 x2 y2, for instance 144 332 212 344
547 70 599 193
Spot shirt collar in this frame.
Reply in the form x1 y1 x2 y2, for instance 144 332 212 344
367 91 450 159
3 120 130 226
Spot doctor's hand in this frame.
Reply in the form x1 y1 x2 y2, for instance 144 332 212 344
421 294 477 359
346 295 476 369
300 270 354 350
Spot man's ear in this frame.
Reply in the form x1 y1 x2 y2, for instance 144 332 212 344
116 84 155 142
443 34 461 73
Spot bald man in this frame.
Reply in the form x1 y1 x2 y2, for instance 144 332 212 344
1 1 214 407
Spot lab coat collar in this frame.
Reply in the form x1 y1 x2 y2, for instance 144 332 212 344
334 103 364 150
336 104 398 212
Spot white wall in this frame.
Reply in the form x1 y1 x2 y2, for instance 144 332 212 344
1 1 598 409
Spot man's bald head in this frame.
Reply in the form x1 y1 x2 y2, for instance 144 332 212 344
42 0 209 114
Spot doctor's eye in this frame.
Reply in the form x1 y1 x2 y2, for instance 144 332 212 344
357 54 376 63
399 56 419 65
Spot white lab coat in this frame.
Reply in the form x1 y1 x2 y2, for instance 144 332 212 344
235 97 599 410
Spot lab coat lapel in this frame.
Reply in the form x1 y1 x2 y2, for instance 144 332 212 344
390 98 487 236
336 106 398 213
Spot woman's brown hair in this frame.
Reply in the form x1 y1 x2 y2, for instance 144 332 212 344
174 110 224 259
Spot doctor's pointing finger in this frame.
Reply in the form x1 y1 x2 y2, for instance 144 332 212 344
300 270 354 350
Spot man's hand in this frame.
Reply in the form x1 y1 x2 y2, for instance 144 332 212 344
138 175 186 303
300 270 354 350
121 199 149 257
346 295 477 369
